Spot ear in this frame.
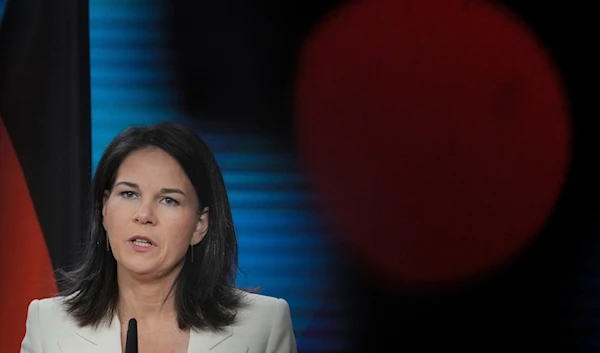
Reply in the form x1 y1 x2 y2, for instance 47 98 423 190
191 207 209 246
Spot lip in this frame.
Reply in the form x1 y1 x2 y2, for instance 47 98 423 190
128 235 156 253
127 235 156 246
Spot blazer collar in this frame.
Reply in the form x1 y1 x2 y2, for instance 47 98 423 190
55 313 118 353
57 314 245 353
189 325 248 352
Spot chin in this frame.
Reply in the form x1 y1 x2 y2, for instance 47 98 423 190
117 261 158 277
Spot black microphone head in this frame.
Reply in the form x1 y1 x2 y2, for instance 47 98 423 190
125 318 138 353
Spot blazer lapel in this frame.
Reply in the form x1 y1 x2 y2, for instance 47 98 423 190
188 326 247 353
56 315 247 353
57 314 121 353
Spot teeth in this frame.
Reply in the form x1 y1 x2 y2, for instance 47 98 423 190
133 239 151 247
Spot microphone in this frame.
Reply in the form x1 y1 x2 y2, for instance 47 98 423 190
125 318 138 353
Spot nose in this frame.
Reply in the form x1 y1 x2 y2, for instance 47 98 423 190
133 201 156 225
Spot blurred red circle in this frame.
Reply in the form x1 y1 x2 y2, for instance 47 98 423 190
295 0 570 287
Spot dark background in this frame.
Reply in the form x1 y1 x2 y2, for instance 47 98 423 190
0 0 595 351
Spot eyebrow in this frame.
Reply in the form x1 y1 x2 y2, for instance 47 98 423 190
115 181 187 197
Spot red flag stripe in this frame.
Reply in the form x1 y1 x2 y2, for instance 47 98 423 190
0 115 57 351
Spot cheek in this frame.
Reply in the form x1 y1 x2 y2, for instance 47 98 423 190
163 213 198 245
103 201 133 233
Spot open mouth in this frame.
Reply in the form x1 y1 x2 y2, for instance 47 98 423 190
128 235 155 248
131 239 153 247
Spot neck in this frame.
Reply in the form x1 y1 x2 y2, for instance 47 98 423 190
116 266 180 324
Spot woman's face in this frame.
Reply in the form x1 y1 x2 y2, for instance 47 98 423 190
102 147 208 279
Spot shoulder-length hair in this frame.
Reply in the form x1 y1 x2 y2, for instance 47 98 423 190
58 121 244 331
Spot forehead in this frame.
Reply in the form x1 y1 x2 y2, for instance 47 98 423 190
115 147 191 187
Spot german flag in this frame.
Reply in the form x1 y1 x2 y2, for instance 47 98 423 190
0 0 90 349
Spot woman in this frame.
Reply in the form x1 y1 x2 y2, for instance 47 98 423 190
20 122 297 353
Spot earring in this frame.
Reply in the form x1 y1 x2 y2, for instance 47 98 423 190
106 236 110 252
190 244 194 263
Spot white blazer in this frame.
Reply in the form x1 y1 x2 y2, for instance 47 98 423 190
20 292 297 353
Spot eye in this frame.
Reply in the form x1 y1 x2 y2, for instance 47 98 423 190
119 191 137 199
162 197 180 206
